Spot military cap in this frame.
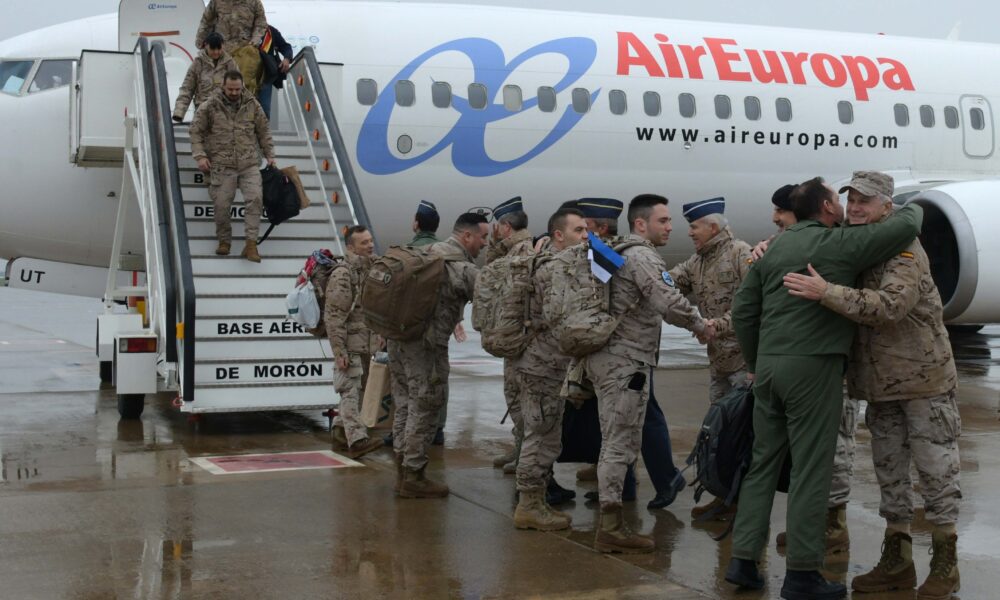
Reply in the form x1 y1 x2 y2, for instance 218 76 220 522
493 196 524 220
559 200 579 210
576 197 624 219
839 171 894 199
416 200 438 218
771 184 796 211
682 197 725 223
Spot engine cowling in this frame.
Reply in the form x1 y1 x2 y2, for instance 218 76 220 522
907 181 1000 324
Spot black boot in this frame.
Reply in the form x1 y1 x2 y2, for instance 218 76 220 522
725 557 765 590
546 476 576 506
780 570 846 600
648 470 686 510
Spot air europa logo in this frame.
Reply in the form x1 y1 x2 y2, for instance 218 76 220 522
616 32 914 101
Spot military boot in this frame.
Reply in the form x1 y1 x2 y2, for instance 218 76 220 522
345 436 383 459
776 504 850 553
691 496 738 521
594 503 655 554
514 489 571 531
851 530 916 592
398 466 449 499
493 447 517 468
332 425 349 452
917 530 960 600
215 240 231 255
241 240 261 263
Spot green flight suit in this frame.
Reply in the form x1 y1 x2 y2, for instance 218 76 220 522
408 231 439 247
731 203 923 571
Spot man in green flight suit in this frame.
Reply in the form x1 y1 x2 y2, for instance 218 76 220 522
724 177 923 600
410 200 441 247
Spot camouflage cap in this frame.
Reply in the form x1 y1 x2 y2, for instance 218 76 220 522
838 171 894 199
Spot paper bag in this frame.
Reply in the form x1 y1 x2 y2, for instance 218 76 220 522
281 165 310 209
361 358 393 428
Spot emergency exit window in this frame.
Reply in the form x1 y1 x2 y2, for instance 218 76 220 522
970 107 985 130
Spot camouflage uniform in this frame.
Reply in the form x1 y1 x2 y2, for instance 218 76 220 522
391 237 478 471
820 237 960 525
668 226 752 403
829 398 859 507
324 251 376 446
584 234 706 504
189 89 274 245
195 0 267 53
172 49 238 121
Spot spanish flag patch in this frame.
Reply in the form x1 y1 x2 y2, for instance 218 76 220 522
900 251 914 259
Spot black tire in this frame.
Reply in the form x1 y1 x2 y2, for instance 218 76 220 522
99 361 113 383
117 394 145 419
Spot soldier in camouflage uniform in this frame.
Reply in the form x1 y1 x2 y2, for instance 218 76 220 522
784 171 961 598
326 226 383 459
585 194 711 554
391 213 487 498
189 71 275 262
511 207 589 530
486 197 537 474
195 0 267 53
172 33 237 122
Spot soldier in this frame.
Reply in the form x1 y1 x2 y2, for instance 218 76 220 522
487 197 536 474
195 0 267 53
669 197 752 520
190 70 275 263
392 212 488 498
327 225 383 459
410 200 440 247
586 194 712 553
171 32 238 122
784 172 961 599
725 177 923 599
511 206 589 530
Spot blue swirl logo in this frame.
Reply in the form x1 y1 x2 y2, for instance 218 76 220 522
357 37 598 177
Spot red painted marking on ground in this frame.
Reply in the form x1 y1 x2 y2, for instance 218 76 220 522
206 451 349 473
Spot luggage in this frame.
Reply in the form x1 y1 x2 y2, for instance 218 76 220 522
259 165 301 243
471 254 547 358
286 250 347 335
361 352 393 428
360 245 453 341
280 165 310 209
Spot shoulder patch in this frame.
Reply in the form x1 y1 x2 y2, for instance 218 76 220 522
899 251 914 259
662 271 675 287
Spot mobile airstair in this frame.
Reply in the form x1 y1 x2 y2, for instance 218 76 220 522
72 37 374 417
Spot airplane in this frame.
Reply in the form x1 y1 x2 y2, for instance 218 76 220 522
0 0 998 326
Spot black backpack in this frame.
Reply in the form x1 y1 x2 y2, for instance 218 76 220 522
259 165 300 243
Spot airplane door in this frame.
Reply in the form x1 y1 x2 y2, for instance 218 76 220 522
960 95 995 158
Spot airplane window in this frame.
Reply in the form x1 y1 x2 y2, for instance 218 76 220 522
715 95 731 119
503 85 522 112
920 105 935 128
894 104 909 126
609 89 627 115
944 106 960 129
28 59 72 93
744 96 761 121
679 93 696 118
838 101 853 125
468 83 487 110
431 81 451 108
776 98 792 122
643 91 661 116
572 88 590 113
538 86 556 112
356 79 377 105
970 107 985 130
394 80 415 107
0 60 34 95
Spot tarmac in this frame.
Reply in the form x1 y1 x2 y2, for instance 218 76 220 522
1 285 999 599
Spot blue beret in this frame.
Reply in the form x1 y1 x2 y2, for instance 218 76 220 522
576 197 623 219
682 197 725 223
416 200 438 217
493 196 524 220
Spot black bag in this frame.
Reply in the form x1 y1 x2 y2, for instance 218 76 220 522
557 397 602 464
259 49 279 87
259 165 300 243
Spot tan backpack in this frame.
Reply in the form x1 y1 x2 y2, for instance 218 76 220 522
472 254 549 358
361 245 451 341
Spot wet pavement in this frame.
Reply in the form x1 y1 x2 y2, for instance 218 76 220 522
1 286 999 599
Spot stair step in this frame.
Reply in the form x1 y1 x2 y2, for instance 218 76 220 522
189 237 331 256
195 336 329 360
178 187 351 214
183 202 333 221
187 383 338 413
176 167 339 190
197 317 312 339
191 255 320 276
195 357 332 385
186 219 335 239
194 274 297 295
196 294 287 317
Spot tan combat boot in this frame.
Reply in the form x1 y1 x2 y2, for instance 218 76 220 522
513 489 571 531
332 425 349 452
398 466 449 499
345 436 383 459
917 530 960 600
851 530 917 592
215 240 231 255
594 503 655 554
241 240 261 263
776 504 849 553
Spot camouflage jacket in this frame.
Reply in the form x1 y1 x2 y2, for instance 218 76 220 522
486 228 534 264
513 253 569 381
196 0 267 52
669 227 753 375
172 49 238 120
425 237 479 347
820 237 957 401
323 252 376 359
190 89 275 171
607 234 706 365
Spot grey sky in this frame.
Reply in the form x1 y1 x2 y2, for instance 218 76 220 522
0 0 994 44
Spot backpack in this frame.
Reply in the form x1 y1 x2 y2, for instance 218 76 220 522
543 239 645 358
286 250 348 336
259 165 301 243
360 245 452 341
471 254 548 358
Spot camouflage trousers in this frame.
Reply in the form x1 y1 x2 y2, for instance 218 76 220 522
866 391 962 525
708 369 749 404
829 397 859 507
332 353 370 446
210 164 262 244
584 349 650 505
514 371 565 492
388 339 449 470
504 359 523 444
